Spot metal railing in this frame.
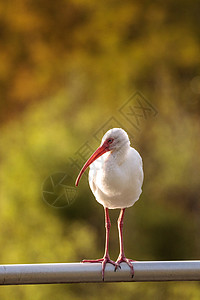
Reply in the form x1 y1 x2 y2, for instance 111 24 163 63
0 261 200 285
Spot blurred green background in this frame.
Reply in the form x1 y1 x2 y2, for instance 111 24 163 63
0 0 200 299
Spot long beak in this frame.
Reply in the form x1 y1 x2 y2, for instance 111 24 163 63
75 144 109 186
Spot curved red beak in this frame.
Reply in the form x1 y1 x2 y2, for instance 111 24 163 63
75 143 109 186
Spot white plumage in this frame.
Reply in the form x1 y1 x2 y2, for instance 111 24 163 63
89 128 143 209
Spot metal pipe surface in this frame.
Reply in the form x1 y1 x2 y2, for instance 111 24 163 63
0 261 199 285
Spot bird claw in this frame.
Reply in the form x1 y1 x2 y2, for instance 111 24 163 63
115 256 134 277
82 256 118 280
82 258 104 263
82 256 134 278
114 264 121 272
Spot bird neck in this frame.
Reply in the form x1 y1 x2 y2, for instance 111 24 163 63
110 144 130 165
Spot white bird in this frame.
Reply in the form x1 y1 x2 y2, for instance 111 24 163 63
75 128 144 279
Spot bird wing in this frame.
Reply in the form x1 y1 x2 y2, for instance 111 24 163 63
88 147 144 209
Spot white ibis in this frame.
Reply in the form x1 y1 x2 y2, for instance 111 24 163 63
75 128 144 279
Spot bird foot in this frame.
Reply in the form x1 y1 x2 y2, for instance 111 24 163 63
82 256 118 280
115 256 135 277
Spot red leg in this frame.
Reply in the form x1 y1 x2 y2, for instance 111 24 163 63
82 207 117 280
115 208 134 277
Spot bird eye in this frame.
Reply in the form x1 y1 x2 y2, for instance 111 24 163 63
107 138 114 144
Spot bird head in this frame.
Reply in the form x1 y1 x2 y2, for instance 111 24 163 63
101 128 130 151
75 128 130 186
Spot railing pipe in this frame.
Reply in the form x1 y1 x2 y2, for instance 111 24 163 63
0 261 199 285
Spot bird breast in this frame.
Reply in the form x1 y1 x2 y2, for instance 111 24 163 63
89 147 144 209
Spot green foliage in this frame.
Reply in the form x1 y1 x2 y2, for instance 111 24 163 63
0 0 200 298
